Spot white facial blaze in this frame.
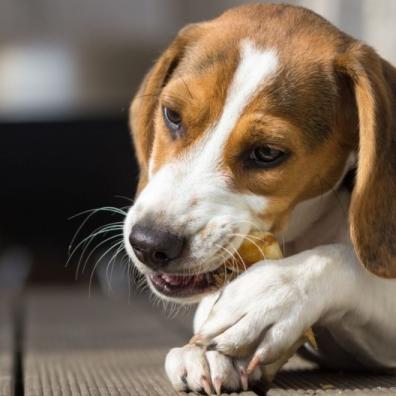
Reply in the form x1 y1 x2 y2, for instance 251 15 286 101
125 40 279 277
195 40 278 171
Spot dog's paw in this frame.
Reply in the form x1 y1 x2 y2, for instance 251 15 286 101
165 344 261 394
193 248 350 372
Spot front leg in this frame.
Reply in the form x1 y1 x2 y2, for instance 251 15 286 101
194 244 396 371
165 345 261 394
165 294 261 394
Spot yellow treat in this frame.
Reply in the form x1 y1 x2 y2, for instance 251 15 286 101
214 231 317 349
228 231 283 267
212 231 282 286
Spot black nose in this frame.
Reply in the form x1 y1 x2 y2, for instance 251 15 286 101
129 224 185 269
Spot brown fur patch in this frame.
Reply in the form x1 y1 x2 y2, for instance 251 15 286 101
130 3 396 277
336 44 396 277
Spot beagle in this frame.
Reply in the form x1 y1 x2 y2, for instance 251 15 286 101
123 3 396 394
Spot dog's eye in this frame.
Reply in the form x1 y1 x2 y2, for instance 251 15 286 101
247 145 288 168
163 106 184 138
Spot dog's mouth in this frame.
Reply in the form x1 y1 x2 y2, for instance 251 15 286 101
147 265 233 298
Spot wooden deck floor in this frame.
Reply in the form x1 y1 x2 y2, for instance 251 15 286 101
1 287 396 395
0 293 13 395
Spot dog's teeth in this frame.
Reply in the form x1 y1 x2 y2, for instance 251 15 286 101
162 274 183 285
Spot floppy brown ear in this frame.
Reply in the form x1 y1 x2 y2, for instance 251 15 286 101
129 23 204 195
337 43 396 277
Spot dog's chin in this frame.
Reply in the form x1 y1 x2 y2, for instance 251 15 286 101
146 268 223 304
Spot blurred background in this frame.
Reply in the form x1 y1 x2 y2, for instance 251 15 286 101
0 0 395 291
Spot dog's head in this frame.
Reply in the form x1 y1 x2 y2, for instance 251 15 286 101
124 4 396 303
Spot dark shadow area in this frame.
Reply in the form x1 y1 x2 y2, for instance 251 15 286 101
12 298 24 396
0 118 138 285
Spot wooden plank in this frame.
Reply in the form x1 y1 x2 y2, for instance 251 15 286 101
0 293 14 396
22 288 396 396
21 288 263 396
271 356 396 396
23 288 183 396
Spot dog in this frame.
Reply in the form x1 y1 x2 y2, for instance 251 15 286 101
123 3 396 394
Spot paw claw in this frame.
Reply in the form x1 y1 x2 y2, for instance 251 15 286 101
305 328 318 349
213 377 222 395
240 369 248 391
201 376 212 395
246 355 261 375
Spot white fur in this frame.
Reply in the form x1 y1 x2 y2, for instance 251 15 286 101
279 191 337 243
279 151 357 244
165 344 262 393
126 36 396 393
166 241 396 392
165 178 396 391
195 244 396 368
124 40 278 297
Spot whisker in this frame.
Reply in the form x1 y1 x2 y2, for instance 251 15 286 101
224 216 261 230
219 249 236 285
230 233 267 262
175 69 193 99
88 240 124 296
227 243 247 272
68 206 126 254
113 195 134 204
215 243 239 270
69 206 127 221
67 222 124 267
134 92 161 100
80 234 123 279
105 242 126 292
71 226 123 277
316 174 349 219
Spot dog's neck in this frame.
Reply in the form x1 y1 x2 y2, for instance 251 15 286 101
280 188 351 257
279 153 356 256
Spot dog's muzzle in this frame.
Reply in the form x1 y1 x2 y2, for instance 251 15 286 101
128 223 185 270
